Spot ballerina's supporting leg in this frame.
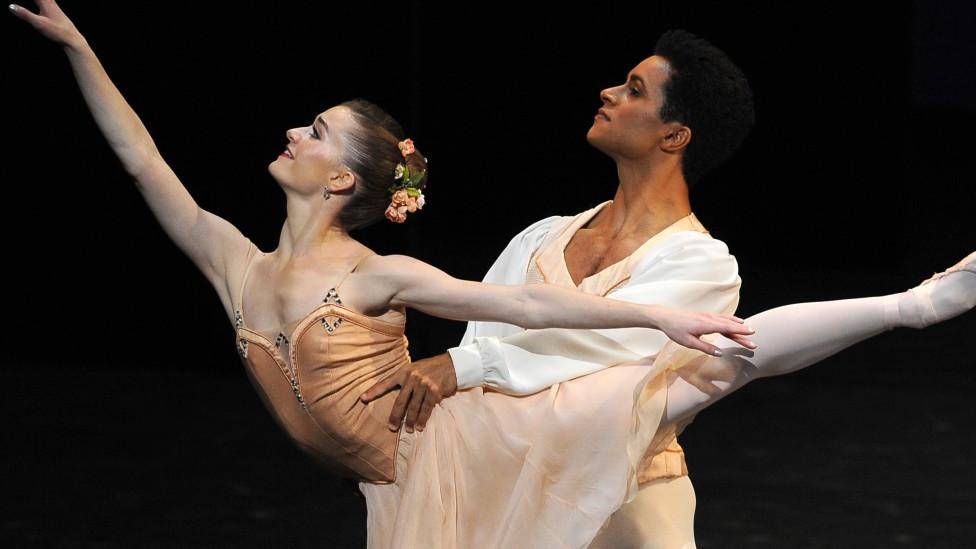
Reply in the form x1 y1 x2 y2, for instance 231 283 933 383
662 252 976 427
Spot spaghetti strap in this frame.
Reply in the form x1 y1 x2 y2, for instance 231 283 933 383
332 252 375 296
236 240 259 314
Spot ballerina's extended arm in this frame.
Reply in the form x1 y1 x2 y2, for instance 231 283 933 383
366 253 758 357
10 0 251 303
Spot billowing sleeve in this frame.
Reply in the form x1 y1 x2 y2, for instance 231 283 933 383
448 231 742 395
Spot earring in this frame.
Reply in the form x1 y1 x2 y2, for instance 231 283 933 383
323 186 332 200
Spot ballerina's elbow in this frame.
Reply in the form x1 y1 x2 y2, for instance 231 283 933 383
511 287 559 329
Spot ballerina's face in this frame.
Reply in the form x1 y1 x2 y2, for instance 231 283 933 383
269 106 355 193
586 55 681 160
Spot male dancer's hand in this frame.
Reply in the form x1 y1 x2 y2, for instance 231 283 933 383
360 352 458 433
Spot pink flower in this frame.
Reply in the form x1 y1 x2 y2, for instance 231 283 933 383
391 189 410 206
385 205 406 223
405 196 419 213
398 139 416 156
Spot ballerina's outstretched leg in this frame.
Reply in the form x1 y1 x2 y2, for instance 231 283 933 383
662 251 976 426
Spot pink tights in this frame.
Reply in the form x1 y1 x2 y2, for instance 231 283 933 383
663 263 976 427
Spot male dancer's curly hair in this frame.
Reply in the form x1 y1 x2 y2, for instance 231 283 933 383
653 29 755 188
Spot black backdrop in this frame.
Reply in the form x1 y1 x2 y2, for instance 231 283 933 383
4 1 975 547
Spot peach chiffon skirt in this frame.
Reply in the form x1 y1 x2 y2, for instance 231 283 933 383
358 339 704 548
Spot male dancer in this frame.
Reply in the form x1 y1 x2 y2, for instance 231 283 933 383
363 29 754 547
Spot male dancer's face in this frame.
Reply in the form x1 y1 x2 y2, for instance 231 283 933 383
586 55 679 161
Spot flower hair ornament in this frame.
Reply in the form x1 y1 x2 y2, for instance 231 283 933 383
384 138 428 223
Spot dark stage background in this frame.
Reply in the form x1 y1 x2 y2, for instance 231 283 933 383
4 1 975 547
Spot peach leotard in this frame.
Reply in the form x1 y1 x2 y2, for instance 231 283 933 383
233 240 407 484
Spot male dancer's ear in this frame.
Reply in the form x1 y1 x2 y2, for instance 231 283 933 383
662 126 691 152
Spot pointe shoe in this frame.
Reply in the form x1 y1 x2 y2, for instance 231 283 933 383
906 250 976 328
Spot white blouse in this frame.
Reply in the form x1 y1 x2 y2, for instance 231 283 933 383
448 200 743 395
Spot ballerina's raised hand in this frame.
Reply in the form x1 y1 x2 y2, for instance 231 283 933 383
9 0 88 50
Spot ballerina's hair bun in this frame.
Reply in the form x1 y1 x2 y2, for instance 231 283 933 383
337 98 429 231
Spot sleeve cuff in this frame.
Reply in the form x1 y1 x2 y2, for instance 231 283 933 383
448 344 485 390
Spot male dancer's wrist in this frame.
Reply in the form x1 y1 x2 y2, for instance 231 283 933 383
447 345 483 389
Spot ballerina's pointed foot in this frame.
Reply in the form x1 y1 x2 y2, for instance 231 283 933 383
902 250 976 329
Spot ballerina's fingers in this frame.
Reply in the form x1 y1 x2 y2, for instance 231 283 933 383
717 313 746 324
684 335 726 357
9 0 85 48
687 317 757 356
726 333 759 349
707 316 757 345
712 313 753 331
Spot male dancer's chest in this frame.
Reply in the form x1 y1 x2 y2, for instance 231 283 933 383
563 229 648 287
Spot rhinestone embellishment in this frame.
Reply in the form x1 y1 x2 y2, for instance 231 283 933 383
291 378 307 410
324 288 342 305
275 332 289 348
237 338 248 359
321 316 343 333
234 309 244 330
321 288 344 334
